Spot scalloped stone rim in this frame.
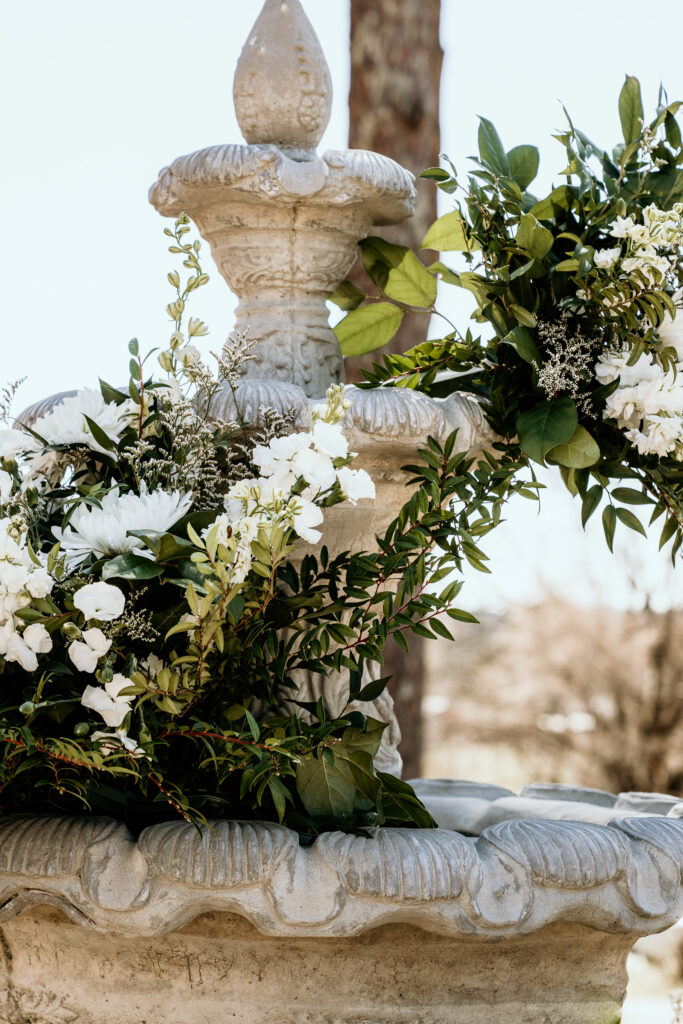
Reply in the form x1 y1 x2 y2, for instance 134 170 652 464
0 811 681 939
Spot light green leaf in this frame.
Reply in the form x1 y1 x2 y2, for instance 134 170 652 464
478 117 510 176
516 398 578 465
428 260 460 285
333 303 404 357
516 213 554 259
507 145 540 189
546 425 601 469
384 251 437 307
529 185 572 221
328 280 365 311
619 75 644 146
421 211 477 252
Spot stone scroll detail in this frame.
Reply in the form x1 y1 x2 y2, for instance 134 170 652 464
0 812 681 940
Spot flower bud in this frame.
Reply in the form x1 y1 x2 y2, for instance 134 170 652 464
73 722 89 737
19 701 35 716
62 621 82 640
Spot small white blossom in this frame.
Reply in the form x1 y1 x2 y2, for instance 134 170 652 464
68 627 112 673
593 247 620 269
81 675 134 728
336 466 376 504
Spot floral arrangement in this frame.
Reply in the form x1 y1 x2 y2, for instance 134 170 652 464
0 216 525 834
334 78 683 557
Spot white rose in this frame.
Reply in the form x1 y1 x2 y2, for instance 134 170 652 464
22 623 52 654
0 561 30 594
337 466 376 504
73 581 125 621
26 568 54 599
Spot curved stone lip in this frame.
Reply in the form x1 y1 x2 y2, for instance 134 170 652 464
149 144 416 221
0 807 681 940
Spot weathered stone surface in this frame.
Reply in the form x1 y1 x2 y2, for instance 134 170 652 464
0 909 636 1024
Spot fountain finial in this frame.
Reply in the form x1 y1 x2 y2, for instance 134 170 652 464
233 0 332 157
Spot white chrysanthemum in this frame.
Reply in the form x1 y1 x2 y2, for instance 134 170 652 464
32 388 133 456
53 486 193 565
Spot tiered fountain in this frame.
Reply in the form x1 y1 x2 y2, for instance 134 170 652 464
3 3 683 1022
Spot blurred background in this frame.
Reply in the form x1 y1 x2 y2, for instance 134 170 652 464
3 1 683 1018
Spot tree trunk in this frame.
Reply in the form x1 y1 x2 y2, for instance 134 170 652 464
347 0 442 779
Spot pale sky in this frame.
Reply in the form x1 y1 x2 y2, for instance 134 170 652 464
3 0 683 611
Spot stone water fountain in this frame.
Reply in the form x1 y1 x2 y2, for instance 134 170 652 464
3 2 683 1022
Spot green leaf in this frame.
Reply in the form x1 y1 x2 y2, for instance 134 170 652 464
616 507 646 537
516 213 554 259
500 326 540 364
295 755 358 818
529 185 572 221
516 398 578 465
101 553 165 581
355 676 390 702
509 304 537 328
333 303 404 357
602 504 617 552
328 280 365 311
507 145 539 189
428 260 460 285
619 76 644 146
83 416 117 453
478 117 510 176
421 211 477 252
384 251 437 307
611 487 653 506
581 485 602 528
128 338 139 356
546 425 600 469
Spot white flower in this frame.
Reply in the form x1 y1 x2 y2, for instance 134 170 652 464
0 561 29 593
657 310 683 361
610 215 636 239
81 674 134 728
593 247 620 269
0 471 12 505
291 447 336 491
25 569 54 599
141 653 164 678
54 486 193 565
311 420 348 460
22 623 52 655
73 581 125 621
0 620 37 672
31 388 132 457
287 496 324 544
0 429 32 461
336 466 376 504
68 627 112 673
